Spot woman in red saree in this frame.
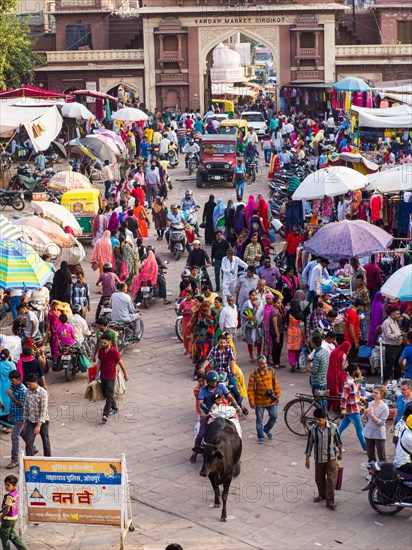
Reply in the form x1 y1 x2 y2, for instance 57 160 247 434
327 341 351 412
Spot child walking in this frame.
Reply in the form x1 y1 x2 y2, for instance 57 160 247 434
0 475 27 550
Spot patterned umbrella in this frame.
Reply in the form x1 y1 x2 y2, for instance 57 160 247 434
381 265 412 301
48 170 92 190
0 239 53 290
13 217 72 248
304 220 393 260
0 215 23 241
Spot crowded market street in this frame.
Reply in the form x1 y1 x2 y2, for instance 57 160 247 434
0 152 411 549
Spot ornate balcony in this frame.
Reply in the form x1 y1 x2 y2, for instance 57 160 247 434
46 49 144 63
335 44 412 65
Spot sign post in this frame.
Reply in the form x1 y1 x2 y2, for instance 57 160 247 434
19 454 134 549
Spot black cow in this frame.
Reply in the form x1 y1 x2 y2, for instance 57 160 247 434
195 416 242 522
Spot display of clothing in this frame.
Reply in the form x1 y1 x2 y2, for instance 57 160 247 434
370 194 383 222
285 201 304 234
396 201 412 236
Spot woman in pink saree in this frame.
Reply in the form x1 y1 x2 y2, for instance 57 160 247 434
244 195 257 226
91 230 114 275
47 300 61 366
130 250 159 297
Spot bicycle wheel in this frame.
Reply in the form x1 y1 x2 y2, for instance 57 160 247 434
283 397 319 436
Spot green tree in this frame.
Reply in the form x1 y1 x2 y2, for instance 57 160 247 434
0 12 44 89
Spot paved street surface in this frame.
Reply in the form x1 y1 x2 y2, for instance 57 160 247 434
0 160 411 550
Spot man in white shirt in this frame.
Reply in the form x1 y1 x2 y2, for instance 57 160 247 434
244 127 258 146
219 295 238 341
393 415 412 473
382 307 403 382
68 305 90 344
221 248 247 305
308 257 330 307
18 303 39 345
110 283 141 336
159 134 171 155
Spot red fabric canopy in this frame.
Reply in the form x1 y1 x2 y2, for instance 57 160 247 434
0 85 68 98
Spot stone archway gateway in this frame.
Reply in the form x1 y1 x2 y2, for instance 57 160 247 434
139 2 344 112
198 26 280 111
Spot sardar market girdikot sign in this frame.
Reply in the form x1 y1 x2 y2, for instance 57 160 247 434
195 16 286 25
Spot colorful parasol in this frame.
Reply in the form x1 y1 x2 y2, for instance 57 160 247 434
48 171 92 191
0 239 53 290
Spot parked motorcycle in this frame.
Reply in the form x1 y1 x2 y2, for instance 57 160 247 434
169 223 187 261
0 189 25 211
365 461 412 515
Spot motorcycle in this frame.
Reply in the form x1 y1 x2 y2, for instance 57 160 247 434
167 145 179 168
0 189 25 211
109 315 144 353
139 263 168 309
169 223 187 261
186 152 199 175
55 343 83 381
245 158 258 182
174 299 183 342
365 461 412 515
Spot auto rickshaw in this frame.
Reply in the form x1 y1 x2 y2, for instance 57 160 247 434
60 188 101 238
219 119 248 154
212 99 235 117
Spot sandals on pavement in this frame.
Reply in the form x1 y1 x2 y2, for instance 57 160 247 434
6 461 18 469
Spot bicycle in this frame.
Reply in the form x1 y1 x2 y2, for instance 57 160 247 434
283 391 341 437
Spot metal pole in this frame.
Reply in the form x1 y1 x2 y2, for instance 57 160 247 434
379 338 384 384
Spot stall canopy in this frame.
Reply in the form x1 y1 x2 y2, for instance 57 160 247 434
0 103 63 151
0 85 68 99
328 152 380 174
351 104 412 128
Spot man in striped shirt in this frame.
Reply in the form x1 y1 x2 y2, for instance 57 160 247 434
338 363 367 452
305 408 343 509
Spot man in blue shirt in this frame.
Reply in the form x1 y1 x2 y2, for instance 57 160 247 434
191 370 242 463
232 158 246 201
390 378 412 434
400 331 412 379
6 370 34 469
139 136 151 160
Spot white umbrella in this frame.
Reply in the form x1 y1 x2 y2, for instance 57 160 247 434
19 225 61 259
367 166 412 194
381 264 412 301
111 107 148 122
48 170 92 190
14 217 72 248
30 201 83 236
61 102 94 120
292 166 369 200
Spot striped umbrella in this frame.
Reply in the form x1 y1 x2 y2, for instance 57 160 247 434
0 215 23 241
0 239 53 290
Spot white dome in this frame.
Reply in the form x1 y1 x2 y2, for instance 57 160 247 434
212 43 241 69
